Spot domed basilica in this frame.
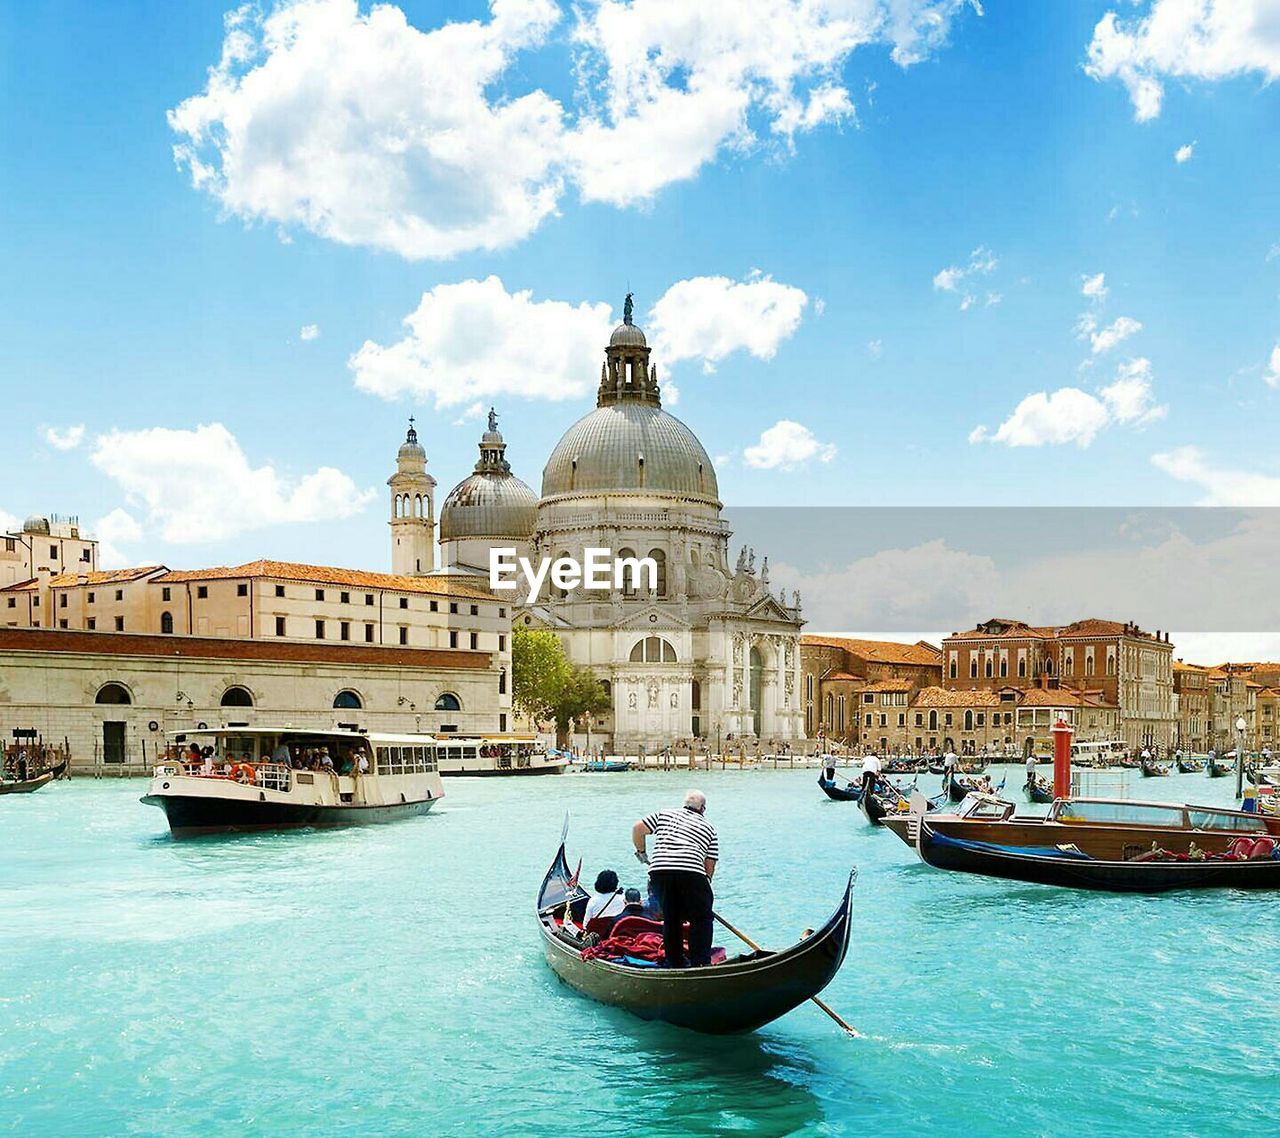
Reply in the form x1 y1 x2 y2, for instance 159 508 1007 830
389 298 804 750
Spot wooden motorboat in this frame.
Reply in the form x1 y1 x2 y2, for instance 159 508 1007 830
0 770 54 795
914 815 1280 892
535 833 855 1034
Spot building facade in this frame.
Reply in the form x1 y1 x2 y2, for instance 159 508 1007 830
2 514 98 587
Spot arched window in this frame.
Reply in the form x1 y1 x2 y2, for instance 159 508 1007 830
984 659 993 678
949 659 957 679
333 690 362 709
221 686 254 707
95 683 131 705
1000 658 1008 678
498 668 507 695
629 636 677 663
601 679 611 700
970 658 978 679
434 692 462 711
1044 659 1054 676
964 710 974 731
648 549 667 597
160 611 174 634
617 548 638 597
928 709 938 731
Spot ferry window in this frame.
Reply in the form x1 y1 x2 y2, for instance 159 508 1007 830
435 692 462 712
197 586 207 599
276 616 286 636
276 585 285 597
1187 810 1266 832
221 686 254 707
95 683 131 704
333 690 362 709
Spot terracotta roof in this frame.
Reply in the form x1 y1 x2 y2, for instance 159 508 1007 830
1 566 166 593
801 635 942 666
912 687 1003 708
0 627 494 670
152 560 496 599
1016 687 1115 708
1174 661 1208 673
821 671 862 683
948 617 1167 644
859 678 915 692
1057 618 1162 642
946 619 1055 641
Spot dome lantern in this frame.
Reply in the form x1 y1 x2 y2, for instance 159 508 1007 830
599 292 660 408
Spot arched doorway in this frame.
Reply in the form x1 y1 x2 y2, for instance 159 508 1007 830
749 646 763 736
220 686 254 707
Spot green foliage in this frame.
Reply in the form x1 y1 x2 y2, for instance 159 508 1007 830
511 626 610 742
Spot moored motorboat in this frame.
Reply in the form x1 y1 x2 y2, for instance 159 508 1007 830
535 831 856 1034
141 727 443 837
584 759 631 772
0 770 54 795
914 815 1280 892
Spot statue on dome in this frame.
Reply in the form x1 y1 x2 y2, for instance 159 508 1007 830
623 292 634 325
488 407 498 432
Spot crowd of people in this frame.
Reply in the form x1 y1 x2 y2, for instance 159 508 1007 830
170 740 371 778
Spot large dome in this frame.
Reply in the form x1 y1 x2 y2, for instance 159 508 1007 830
541 403 720 502
440 471 538 540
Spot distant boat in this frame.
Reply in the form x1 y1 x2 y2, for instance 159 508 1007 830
1175 756 1205 774
1140 758 1170 777
0 770 54 795
584 759 631 773
1025 779 1054 804
1206 754 1233 778
535 827 855 1034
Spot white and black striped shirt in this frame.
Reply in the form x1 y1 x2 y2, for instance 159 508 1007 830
642 807 719 875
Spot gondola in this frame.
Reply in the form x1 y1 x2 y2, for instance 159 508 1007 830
1024 778 1053 804
861 777 945 825
817 771 862 802
960 759 989 775
45 757 69 779
1206 755 1233 778
927 759 947 776
0 770 54 795
914 816 1280 893
1175 756 1205 774
1140 758 1170 777
945 770 983 803
534 831 856 1034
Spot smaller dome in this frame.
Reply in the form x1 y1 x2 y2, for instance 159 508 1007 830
440 473 537 541
22 515 50 535
610 322 647 348
398 419 426 462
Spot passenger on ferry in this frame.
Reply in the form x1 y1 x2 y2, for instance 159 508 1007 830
319 748 334 771
271 740 291 766
357 751 370 775
584 869 626 932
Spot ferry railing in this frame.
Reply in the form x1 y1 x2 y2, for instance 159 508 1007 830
150 759 293 792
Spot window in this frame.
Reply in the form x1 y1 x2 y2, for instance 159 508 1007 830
33 596 39 607
275 616 286 636
365 593 374 606
470 604 478 616
365 623 374 643
399 627 408 646
915 712 923 727
430 600 438 612
333 690 362 709
499 608 506 618
629 636 677 663
945 712 953 727
1018 658 1027 678
86 617 95 630
434 692 462 711
469 632 478 649
220 686 253 707
161 611 174 634
898 713 906 727
87 592 95 603
879 713 887 728
499 669 507 695
336 591 348 604
315 619 325 639
949 660 957 679
964 710 974 731
498 634 506 652
617 547 639 597
449 631 459 648
115 589 123 601
80 549 90 562
95 683 131 705
647 549 667 597
985 659 993 678
315 588 325 601
162 586 171 602
3 538 12 552
970 658 978 678
50 544 57 558
400 597 409 609
1000 659 1008 678
59 619 67 629
276 585 285 598
865 714 872 727
237 583 248 597
449 602 458 615
341 621 351 642
929 710 938 731
197 586 208 599
59 593 67 607
114 616 124 631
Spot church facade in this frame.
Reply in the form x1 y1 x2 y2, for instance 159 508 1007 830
429 299 806 751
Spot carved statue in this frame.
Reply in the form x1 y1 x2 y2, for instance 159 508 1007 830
647 680 659 709
736 546 747 574
747 548 756 574
760 556 769 585
623 292 634 324
487 406 498 432
627 691 637 710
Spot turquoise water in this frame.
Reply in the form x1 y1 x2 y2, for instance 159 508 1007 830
2 768 1276 1138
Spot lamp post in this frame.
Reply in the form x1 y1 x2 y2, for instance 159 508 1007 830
1235 715 1247 799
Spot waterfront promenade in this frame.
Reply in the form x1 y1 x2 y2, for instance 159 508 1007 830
2 768 1276 1137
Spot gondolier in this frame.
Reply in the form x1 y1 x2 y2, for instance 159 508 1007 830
632 790 719 969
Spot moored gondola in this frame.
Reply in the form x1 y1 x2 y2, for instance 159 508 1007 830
535 832 856 1034
1024 778 1053 804
914 816 1280 893
817 771 862 802
0 770 54 795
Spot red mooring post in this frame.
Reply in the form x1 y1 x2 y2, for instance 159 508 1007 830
1051 717 1073 800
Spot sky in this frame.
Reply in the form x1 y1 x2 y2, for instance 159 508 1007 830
2 0 1279 655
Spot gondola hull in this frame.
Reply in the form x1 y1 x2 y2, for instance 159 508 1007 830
1024 781 1053 804
0 771 54 795
915 819 1280 892
818 773 862 802
536 843 855 1034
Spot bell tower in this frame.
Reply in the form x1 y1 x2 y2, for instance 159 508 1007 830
388 418 436 575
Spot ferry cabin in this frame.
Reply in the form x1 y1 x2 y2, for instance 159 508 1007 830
433 734 565 776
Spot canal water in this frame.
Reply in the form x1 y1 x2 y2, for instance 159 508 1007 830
2 768 1275 1137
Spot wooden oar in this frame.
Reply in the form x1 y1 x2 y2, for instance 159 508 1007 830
712 911 861 1038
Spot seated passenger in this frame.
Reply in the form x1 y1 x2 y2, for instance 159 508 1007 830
620 887 646 917
584 869 626 929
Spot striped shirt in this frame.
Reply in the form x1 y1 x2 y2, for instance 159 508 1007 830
642 807 719 875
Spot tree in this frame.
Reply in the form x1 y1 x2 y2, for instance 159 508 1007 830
512 626 611 746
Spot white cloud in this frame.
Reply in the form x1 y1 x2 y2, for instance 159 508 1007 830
648 273 808 373
1086 1 1280 122
1152 446 1280 505
451 401 488 427
971 357 1164 447
170 0 979 259
1174 140 1195 163
742 419 836 470
300 323 320 341
713 453 731 468
44 425 85 451
94 508 144 570
90 423 375 543
1090 314 1142 354
1081 271 1108 301
0 508 19 535
867 338 883 359
1264 344 1280 388
932 245 998 310
350 276 614 408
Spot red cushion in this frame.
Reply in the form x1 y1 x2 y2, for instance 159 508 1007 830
609 916 665 940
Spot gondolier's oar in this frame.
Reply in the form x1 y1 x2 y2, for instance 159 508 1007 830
712 912 861 1038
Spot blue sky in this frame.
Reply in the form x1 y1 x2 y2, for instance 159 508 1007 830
2 0 1279 574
